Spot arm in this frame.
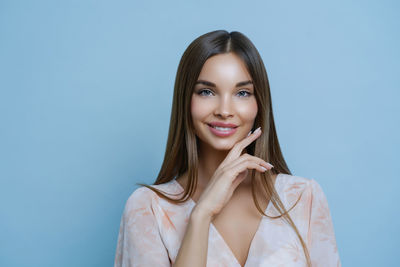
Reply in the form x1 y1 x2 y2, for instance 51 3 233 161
175 128 272 266
308 179 341 267
114 188 171 267
173 207 212 267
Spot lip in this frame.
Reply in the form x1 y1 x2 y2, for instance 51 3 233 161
207 122 238 137
208 122 238 128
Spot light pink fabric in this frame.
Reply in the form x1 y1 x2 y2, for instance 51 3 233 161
114 173 341 267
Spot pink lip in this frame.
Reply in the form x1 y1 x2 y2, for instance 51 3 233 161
208 122 238 128
207 122 238 137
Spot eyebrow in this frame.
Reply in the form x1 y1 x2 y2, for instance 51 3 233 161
195 79 253 87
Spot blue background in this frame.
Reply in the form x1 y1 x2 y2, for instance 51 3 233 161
1 0 399 266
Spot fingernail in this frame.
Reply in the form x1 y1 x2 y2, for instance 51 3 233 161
260 166 267 172
253 127 261 134
267 163 274 168
247 131 252 137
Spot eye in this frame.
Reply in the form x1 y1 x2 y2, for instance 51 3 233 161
237 90 252 97
197 89 214 96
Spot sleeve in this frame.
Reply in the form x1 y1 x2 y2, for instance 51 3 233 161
307 179 341 267
114 187 171 267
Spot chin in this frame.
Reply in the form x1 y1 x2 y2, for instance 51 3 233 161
206 137 239 151
212 143 234 151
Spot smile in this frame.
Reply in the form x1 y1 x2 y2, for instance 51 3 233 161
207 123 238 137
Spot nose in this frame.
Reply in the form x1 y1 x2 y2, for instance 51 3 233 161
214 94 233 118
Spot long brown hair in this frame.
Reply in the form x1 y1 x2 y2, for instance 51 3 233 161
138 30 311 266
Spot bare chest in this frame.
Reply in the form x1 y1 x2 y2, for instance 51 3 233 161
176 176 273 266
210 187 269 266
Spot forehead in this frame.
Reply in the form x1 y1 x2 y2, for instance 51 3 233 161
197 53 252 85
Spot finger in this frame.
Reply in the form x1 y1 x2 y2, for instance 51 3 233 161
231 127 262 156
232 169 248 188
226 160 269 184
223 127 262 164
227 153 274 170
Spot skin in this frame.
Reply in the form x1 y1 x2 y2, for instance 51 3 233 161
174 53 276 267
191 52 259 188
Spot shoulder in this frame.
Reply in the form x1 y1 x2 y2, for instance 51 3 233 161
278 172 323 187
277 173 326 203
277 173 314 192
124 180 179 211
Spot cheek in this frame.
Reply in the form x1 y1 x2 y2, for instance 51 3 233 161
236 99 258 122
191 96 211 122
190 96 201 122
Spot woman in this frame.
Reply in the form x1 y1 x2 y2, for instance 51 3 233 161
114 30 341 267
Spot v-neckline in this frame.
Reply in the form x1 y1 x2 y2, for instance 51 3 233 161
173 173 282 267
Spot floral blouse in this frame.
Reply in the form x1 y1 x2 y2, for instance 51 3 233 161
114 173 341 266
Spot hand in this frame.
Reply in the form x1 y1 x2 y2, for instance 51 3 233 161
193 127 274 220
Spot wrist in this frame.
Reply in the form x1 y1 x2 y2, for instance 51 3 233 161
190 206 212 225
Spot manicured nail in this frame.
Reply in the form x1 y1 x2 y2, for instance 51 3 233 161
267 163 274 168
247 131 252 137
260 166 267 172
253 127 261 134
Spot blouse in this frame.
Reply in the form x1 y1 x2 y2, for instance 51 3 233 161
114 173 341 266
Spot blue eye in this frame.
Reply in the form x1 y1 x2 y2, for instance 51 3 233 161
237 90 251 97
198 89 214 96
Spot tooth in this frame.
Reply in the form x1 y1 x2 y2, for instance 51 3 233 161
215 126 233 131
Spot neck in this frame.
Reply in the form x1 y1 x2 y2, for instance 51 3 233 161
197 143 229 187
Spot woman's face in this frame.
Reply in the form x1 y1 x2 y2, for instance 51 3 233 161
191 52 258 151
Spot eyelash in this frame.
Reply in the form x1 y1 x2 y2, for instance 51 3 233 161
197 89 252 97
